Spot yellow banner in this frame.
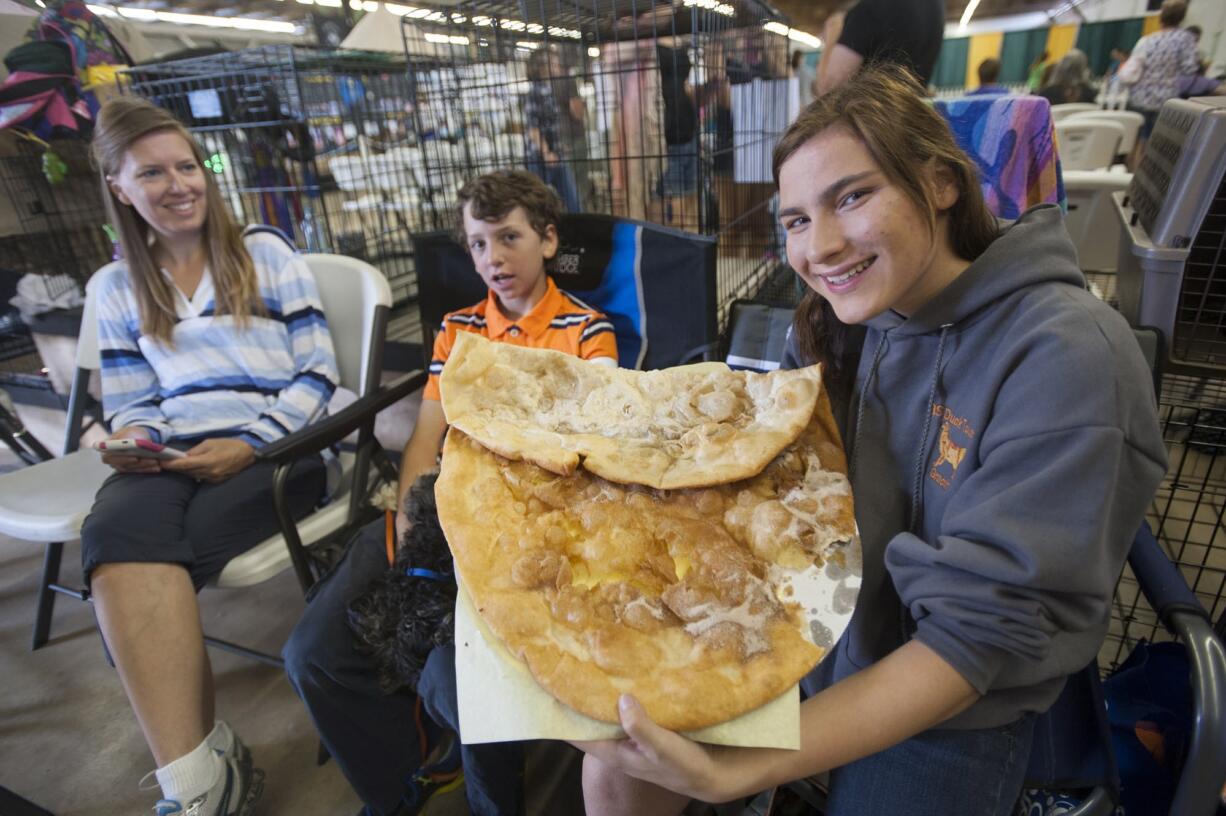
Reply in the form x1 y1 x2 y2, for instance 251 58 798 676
967 31 1004 89
1045 23 1079 62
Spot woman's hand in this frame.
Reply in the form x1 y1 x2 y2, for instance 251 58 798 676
100 426 161 474
572 695 737 804
162 438 255 483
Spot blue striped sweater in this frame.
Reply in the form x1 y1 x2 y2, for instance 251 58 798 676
95 230 339 451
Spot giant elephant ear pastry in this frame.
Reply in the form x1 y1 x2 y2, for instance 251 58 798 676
435 395 857 731
439 331 823 489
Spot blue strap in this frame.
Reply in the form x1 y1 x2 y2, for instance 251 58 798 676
406 567 450 582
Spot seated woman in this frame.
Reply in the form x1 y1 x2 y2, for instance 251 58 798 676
1039 49 1097 105
576 64 1166 816
85 96 338 816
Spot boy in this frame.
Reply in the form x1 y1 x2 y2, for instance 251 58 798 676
284 169 618 816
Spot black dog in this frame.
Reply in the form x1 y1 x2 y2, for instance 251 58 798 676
347 473 457 694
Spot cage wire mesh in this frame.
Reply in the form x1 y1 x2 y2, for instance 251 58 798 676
0 137 110 390
1168 171 1226 367
395 0 799 332
1099 371 1226 672
122 46 424 309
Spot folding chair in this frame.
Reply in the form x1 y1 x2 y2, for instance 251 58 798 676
1051 102 1101 122
1063 169 1132 273
412 212 719 371
1055 120 1127 171
1064 110 1144 166
0 253 425 664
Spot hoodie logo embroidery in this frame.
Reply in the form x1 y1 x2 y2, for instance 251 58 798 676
934 424 966 473
929 406 975 489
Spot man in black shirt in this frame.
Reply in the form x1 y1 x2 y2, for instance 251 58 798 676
816 0 945 94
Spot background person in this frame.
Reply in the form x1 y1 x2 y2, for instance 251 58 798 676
1039 48 1097 104
523 48 583 213
574 64 1166 816
86 96 338 816
814 0 944 96
1118 0 1200 160
969 57 1007 95
284 169 617 816
1026 50 1050 92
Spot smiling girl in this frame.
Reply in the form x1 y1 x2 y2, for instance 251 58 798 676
575 65 1167 816
84 96 338 815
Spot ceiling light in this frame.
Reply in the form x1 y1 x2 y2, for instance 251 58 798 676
156 10 298 32
315 0 342 6
682 0 733 16
424 33 469 44
959 0 982 31
587 46 599 58
118 6 157 20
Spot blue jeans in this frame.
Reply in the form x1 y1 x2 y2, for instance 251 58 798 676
802 652 1036 815
826 714 1036 815
658 138 697 197
283 520 524 816
527 156 581 213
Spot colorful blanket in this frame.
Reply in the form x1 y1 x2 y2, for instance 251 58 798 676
935 95 1065 220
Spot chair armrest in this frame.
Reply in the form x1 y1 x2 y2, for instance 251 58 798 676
1128 521 1209 628
677 341 721 365
1129 522 1226 816
1166 610 1226 816
255 370 427 465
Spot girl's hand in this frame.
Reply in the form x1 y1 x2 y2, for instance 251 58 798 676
161 438 255 483
100 426 161 474
571 695 733 804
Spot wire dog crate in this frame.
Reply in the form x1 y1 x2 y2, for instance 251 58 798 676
0 136 111 391
1100 96 1226 670
122 46 424 307
1104 373 1226 670
389 0 799 332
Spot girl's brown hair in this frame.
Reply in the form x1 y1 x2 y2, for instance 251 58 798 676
771 64 1000 400
91 96 261 344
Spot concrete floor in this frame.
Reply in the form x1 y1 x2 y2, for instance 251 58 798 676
0 392 585 816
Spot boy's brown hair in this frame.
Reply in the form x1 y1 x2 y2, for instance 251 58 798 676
453 169 563 246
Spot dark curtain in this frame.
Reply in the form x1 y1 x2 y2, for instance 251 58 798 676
932 37 969 88
999 28 1050 84
1076 18 1146 76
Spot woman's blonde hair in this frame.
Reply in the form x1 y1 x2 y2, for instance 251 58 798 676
91 96 261 344
771 64 999 400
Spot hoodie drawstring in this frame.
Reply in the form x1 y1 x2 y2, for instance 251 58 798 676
848 331 888 486
909 323 953 535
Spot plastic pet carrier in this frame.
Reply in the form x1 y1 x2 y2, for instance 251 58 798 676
1113 96 1226 373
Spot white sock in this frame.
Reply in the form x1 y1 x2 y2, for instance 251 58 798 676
155 738 222 804
205 720 234 757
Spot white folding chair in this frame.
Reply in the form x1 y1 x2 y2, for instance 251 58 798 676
1064 110 1144 164
1055 120 1126 171
1050 102 1101 122
1063 169 1133 273
0 254 425 663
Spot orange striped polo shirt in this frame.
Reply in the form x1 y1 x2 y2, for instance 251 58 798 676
423 277 618 401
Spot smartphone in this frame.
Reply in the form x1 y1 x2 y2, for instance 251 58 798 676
94 438 187 460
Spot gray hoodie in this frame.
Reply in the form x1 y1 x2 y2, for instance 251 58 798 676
784 205 1167 728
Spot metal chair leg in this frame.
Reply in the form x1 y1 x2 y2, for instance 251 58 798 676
31 541 63 651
